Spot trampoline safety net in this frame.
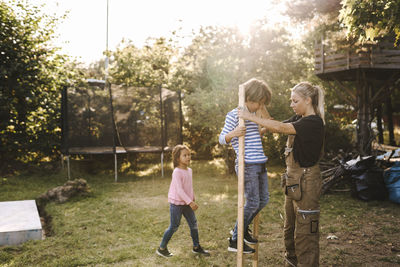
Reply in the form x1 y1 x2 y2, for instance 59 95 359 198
112 85 182 152
61 80 182 155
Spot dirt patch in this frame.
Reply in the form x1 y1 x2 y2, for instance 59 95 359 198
320 204 400 266
35 179 91 237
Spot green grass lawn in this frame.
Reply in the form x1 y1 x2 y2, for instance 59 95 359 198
1 159 399 266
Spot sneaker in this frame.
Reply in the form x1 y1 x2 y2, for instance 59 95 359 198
228 237 255 254
244 227 258 245
285 256 297 267
192 245 210 256
284 253 297 267
156 247 173 258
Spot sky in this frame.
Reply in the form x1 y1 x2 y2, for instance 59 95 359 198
27 0 287 65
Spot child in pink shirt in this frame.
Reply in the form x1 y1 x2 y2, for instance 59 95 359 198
156 145 210 258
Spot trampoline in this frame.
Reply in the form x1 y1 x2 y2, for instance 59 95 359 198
61 79 183 181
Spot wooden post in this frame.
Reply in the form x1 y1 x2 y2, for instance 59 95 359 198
252 213 260 267
386 93 396 146
356 72 372 155
237 85 245 266
376 103 384 144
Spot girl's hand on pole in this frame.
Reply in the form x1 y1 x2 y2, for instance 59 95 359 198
225 125 246 143
189 202 198 211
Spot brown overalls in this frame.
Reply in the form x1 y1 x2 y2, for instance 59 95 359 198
283 135 321 267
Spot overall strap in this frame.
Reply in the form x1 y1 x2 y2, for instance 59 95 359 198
285 135 295 157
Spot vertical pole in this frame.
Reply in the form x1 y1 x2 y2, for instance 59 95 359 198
105 0 117 181
386 93 396 146
356 71 371 155
252 214 260 267
237 85 245 266
108 83 118 182
178 90 183 144
105 0 109 81
160 86 165 177
67 155 71 180
88 93 92 141
61 85 68 172
114 153 118 182
61 154 64 170
161 151 164 178
376 103 384 144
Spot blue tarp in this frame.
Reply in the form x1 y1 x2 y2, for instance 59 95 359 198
384 161 400 204
376 148 400 160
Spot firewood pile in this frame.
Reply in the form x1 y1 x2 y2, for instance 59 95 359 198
320 150 356 195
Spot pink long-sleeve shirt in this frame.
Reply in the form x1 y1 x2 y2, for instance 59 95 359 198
168 167 195 205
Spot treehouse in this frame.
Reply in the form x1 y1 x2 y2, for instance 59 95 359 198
314 39 400 155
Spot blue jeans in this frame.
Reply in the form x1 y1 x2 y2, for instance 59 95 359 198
160 203 199 249
232 163 269 240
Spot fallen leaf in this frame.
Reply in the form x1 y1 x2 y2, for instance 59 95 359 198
327 235 338 240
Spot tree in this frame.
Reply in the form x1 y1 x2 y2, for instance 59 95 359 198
174 23 309 161
176 26 248 158
285 0 341 23
85 59 107 80
281 0 356 153
287 0 399 152
110 37 174 88
107 37 178 151
0 1 81 172
340 0 400 46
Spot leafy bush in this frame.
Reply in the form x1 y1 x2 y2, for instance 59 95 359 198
0 1 82 173
324 112 354 155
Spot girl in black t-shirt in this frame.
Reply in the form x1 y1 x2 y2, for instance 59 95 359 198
239 82 325 267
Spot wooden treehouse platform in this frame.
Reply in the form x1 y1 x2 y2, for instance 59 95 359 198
314 39 400 155
315 40 400 81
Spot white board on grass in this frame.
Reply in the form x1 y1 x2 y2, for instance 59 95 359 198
0 200 42 246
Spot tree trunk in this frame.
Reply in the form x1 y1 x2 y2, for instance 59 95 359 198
376 103 384 144
356 76 372 155
386 93 396 146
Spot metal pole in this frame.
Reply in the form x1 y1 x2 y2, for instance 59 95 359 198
237 85 245 266
161 151 164 178
108 82 118 182
159 86 165 177
114 153 118 182
61 154 64 170
61 85 69 176
105 0 109 81
178 90 183 144
67 155 71 180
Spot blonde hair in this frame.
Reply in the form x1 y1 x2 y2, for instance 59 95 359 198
243 78 272 105
172 144 190 168
291 82 325 123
